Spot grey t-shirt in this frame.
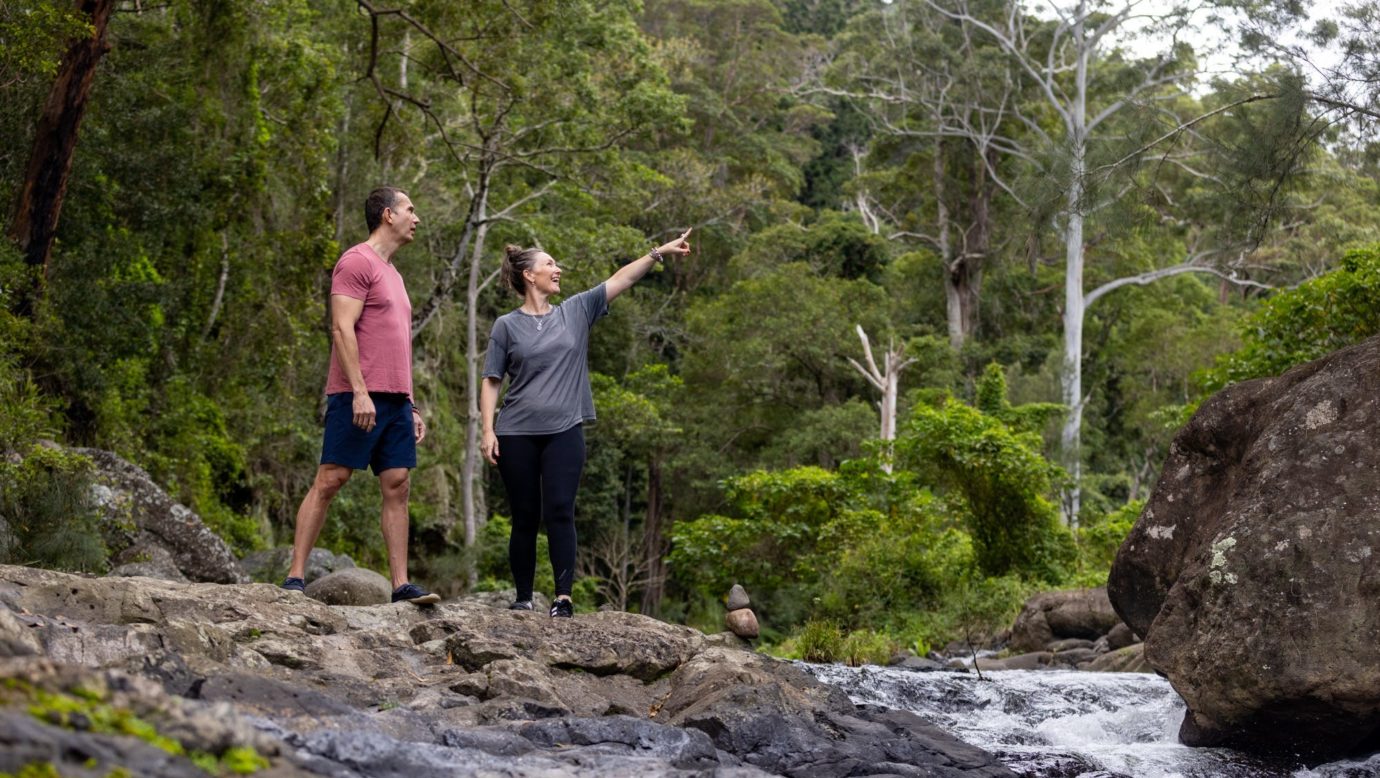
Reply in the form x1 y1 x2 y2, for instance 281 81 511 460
483 283 609 436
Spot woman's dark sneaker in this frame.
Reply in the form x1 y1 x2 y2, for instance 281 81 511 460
281 577 306 593
508 600 534 611
391 582 440 605
550 599 574 618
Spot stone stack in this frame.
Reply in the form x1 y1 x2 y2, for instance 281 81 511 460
723 584 759 639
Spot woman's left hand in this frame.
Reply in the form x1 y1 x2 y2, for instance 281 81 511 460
657 228 692 259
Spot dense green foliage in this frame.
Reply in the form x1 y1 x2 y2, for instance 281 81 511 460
2 0 1378 655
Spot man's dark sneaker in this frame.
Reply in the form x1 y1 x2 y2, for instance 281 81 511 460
549 598 573 618
281 577 306 593
508 600 534 611
391 582 440 605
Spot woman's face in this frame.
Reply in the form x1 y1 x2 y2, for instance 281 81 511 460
525 252 561 296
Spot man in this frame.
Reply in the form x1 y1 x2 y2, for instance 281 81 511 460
281 187 439 605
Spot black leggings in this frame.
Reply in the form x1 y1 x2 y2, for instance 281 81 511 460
496 424 585 601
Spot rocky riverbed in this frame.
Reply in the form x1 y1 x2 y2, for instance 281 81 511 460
0 565 1015 777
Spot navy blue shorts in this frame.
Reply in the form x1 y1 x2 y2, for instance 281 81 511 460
321 392 416 475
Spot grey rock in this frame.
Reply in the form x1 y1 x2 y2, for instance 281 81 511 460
726 583 751 611
0 564 1015 778
1008 587 1122 653
704 631 754 651
0 606 42 657
1105 622 1139 650
1047 637 1096 652
0 710 208 778
972 652 1053 672
305 567 391 606
725 607 759 639
442 609 705 681
1084 643 1154 673
77 447 247 584
110 543 189 582
1051 648 1099 667
518 716 720 770
239 546 355 583
1109 335 1380 757
890 654 948 672
661 648 1016 777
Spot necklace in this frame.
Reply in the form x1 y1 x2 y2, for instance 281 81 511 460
526 306 552 331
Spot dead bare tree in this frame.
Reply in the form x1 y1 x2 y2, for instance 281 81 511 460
847 325 918 473
579 524 662 613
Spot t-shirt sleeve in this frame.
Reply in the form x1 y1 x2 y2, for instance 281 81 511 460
330 252 374 300
574 283 610 328
482 320 509 380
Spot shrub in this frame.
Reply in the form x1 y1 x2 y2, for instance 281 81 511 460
1202 244 1380 390
840 629 894 667
899 397 1075 583
794 619 844 663
0 446 107 572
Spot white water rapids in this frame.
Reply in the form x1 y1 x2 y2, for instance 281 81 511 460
801 665 1380 777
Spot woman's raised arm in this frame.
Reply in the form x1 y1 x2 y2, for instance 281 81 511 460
604 228 692 303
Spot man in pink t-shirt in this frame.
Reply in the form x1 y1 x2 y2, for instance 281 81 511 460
281 187 439 605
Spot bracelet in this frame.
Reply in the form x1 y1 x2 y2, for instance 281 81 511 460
649 247 664 264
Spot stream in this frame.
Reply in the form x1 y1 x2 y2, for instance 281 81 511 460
802 664 1380 777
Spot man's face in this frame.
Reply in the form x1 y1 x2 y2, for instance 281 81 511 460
385 195 420 244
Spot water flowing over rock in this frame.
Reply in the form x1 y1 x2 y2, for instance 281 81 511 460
79 447 248 584
0 565 1013 776
1108 335 1380 758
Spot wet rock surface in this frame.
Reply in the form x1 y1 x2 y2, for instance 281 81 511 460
1109 335 1380 758
0 565 1014 776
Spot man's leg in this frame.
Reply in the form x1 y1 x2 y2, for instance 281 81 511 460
287 464 353 580
378 467 411 589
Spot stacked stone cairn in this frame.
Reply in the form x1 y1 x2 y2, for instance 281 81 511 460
724 583 759 639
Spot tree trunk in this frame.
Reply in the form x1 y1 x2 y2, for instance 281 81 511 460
958 147 995 343
9 0 116 311
1059 3 1090 528
640 456 664 616
461 185 492 588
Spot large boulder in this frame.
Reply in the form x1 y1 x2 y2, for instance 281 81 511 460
1008 587 1121 653
1108 335 1380 758
79 448 247 584
304 567 392 605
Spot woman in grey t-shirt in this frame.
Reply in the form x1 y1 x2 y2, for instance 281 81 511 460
480 231 692 617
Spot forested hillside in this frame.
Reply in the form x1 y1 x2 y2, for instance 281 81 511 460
3 0 1379 654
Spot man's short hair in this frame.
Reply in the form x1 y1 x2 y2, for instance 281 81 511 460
364 187 407 233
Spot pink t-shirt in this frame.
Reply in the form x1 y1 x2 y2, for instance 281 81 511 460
325 243 413 399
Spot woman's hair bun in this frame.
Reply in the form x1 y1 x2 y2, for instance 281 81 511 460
504 244 524 259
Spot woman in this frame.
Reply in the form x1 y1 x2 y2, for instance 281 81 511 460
480 230 692 617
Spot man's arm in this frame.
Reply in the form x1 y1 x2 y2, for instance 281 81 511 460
330 294 376 431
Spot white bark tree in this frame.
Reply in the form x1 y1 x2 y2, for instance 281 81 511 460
848 324 918 473
923 0 1276 523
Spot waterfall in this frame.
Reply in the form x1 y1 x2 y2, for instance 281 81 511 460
802 665 1380 778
